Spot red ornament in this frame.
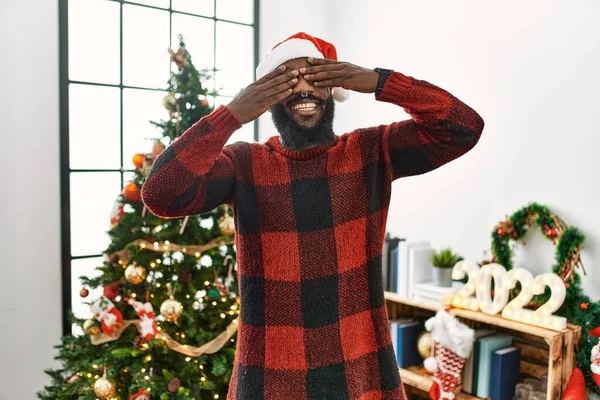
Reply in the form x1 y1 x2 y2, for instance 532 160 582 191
80 287 89 298
132 153 146 168
200 98 210 108
123 182 141 202
580 302 589 310
103 281 121 300
497 228 505 236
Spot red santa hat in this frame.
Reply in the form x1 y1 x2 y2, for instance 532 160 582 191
256 32 351 102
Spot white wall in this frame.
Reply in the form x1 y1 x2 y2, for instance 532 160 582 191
0 1 62 399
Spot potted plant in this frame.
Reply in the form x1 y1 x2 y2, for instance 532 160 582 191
431 247 460 287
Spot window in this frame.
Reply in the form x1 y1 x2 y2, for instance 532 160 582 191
59 0 258 334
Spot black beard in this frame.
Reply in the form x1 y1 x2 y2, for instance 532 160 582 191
270 94 335 151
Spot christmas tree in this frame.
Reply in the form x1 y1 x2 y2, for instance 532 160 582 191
39 35 239 400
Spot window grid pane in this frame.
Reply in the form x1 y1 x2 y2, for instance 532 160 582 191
69 84 121 169
122 4 170 88
68 0 120 84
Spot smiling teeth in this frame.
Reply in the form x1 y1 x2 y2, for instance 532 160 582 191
293 102 316 110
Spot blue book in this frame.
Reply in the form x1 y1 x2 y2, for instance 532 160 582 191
463 330 495 394
396 320 424 368
490 347 521 400
475 334 512 398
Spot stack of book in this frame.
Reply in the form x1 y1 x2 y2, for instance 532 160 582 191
462 331 521 400
388 318 424 368
411 281 465 306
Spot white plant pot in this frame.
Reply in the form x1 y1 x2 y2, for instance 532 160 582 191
432 267 453 287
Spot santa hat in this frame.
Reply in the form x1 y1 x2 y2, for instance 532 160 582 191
256 32 351 102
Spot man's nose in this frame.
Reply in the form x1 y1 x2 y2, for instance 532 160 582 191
292 74 314 95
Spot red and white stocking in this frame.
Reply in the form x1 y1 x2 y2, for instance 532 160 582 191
423 309 474 400
90 295 123 335
128 299 157 340
427 343 467 400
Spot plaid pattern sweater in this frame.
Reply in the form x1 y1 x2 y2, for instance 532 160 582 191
141 71 484 400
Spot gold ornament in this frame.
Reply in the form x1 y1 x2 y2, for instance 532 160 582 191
93 376 115 398
160 298 183 322
125 264 146 285
417 332 434 359
83 319 101 336
219 210 235 236
162 92 177 110
160 283 183 322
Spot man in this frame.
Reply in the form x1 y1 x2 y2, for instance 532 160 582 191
142 32 484 400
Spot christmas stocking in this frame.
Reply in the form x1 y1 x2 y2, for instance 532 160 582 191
591 327 600 389
423 309 475 400
563 367 587 400
91 295 123 335
128 299 157 340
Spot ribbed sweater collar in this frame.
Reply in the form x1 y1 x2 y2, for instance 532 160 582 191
265 135 339 161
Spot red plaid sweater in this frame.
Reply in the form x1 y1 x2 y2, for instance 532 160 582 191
141 71 484 400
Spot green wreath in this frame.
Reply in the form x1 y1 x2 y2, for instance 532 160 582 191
491 202 586 288
490 202 599 394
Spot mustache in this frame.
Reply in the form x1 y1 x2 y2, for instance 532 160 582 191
285 94 324 107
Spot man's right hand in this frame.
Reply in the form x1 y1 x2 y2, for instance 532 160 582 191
227 65 299 125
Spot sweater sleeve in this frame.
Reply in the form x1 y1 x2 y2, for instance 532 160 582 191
374 71 485 180
141 105 242 218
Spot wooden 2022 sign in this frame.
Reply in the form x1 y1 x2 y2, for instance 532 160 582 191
451 260 567 331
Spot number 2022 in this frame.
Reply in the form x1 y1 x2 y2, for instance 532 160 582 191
451 260 567 331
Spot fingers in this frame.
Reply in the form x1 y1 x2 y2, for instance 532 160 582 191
263 76 298 98
254 64 287 85
313 78 346 88
303 69 346 83
259 68 299 91
299 63 343 74
265 86 294 105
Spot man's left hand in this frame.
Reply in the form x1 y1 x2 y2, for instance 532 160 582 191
300 57 379 94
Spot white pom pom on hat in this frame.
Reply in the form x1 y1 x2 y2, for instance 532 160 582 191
256 32 351 103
